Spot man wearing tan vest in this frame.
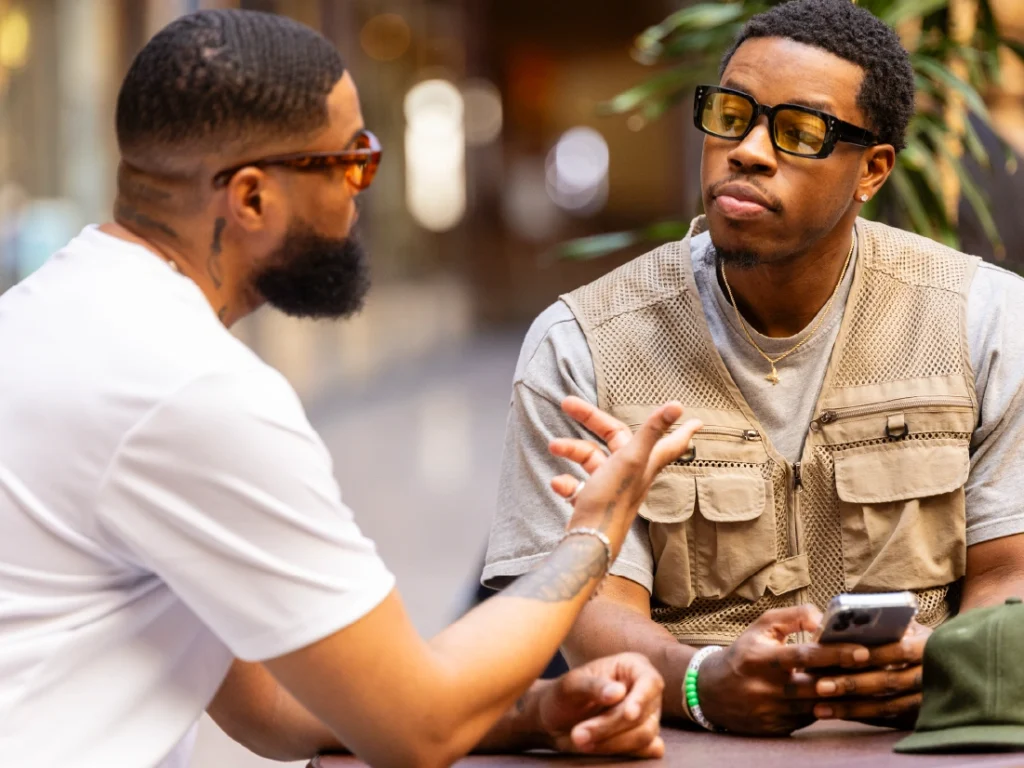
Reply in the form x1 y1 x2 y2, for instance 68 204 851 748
485 0 1024 737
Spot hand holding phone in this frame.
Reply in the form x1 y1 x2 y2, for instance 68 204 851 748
809 592 927 728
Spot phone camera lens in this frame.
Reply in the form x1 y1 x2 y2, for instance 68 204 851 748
852 611 871 626
832 610 853 632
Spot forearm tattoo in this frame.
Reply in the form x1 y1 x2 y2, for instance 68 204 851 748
502 536 607 603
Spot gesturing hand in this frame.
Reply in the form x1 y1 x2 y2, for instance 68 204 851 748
549 396 702 554
536 652 665 758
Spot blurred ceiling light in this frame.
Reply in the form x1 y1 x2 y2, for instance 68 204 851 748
545 127 610 216
404 79 466 232
360 13 411 62
461 78 503 146
0 7 30 70
502 158 562 242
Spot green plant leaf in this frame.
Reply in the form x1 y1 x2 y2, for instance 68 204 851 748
648 25 747 62
636 3 751 48
905 133 953 210
961 116 989 169
598 69 693 115
640 86 692 123
880 0 949 28
888 165 938 241
913 55 991 118
921 120 1004 252
555 220 692 261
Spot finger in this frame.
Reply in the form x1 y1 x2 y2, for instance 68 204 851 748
560 397 634 451
781 671 821 700
649 418 704 470
773 642 872 671
619 664 665 722
548 438 610 475
626 401 684 459
573 711 661 756
814 692 922 722
558 669 627 708
816 665 922 698
867 626 929 668
572 681 661 745
551 475 581 500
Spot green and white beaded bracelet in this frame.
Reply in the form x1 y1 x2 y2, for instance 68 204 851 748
683 645 724 732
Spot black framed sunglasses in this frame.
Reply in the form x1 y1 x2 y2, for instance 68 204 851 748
693 85 878 159
212 129 382 190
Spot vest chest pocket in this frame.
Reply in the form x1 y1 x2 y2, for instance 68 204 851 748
834 439 969 592
640 469 777 607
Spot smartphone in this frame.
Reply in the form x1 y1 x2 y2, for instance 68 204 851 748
815 592 918 647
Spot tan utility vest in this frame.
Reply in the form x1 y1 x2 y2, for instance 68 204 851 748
562 217 980 646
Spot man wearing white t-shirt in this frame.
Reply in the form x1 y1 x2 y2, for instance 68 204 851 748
0 10 717 767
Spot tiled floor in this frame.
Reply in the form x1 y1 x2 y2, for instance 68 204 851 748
190 332 522 767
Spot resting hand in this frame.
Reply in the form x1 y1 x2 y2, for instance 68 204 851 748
535 652 665 758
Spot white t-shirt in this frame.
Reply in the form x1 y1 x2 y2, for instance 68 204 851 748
0 227 395 767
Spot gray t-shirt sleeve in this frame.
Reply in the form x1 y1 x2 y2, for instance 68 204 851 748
482 301 655 591
965 262 1024 546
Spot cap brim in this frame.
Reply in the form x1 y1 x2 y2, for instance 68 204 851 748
895 724 1024 754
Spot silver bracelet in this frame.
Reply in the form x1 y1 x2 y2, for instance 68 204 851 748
558 527 613 577
683 645 724 732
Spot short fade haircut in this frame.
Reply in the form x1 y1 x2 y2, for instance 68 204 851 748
116 9 345 159
720 0 915 152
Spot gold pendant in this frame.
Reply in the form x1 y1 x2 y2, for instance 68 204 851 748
766 366 780 385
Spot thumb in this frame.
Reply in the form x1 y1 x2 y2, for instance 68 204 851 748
560 671 627 708
756 604 824 639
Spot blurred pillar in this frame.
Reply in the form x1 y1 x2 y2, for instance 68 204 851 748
55 0 118 223
942 0 978 222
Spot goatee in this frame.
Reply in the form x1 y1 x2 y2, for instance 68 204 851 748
711 244 761 270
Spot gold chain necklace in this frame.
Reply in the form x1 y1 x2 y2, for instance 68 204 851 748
720 235 855 385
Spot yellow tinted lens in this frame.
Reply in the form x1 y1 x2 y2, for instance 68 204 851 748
702 92 753 138
774 109 827 155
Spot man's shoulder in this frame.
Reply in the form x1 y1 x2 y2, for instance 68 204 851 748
563 234 709 328
969 260 1024 339
858 219 978 289
973 259 1024 296
514 300 589 385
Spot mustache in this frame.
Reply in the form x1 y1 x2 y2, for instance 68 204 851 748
707 176 783 212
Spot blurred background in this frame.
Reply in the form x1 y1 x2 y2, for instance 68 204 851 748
1 1 1024 766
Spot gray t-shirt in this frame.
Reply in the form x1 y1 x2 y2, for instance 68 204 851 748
483 231 1024 592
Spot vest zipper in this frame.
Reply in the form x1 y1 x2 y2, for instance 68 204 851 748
816 395 974 426
790 459 808 627
696 426 761 441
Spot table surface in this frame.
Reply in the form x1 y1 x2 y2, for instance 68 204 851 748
310 721 1024 768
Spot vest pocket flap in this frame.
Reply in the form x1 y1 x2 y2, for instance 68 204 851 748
834 441 970 504
640 472 696 523
768 555 811 596
695 475 767 522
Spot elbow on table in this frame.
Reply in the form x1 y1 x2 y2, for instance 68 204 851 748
360 716 482 768
361 741 468 768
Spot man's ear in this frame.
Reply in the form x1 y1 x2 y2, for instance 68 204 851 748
227 169 268 232
855 144 896 204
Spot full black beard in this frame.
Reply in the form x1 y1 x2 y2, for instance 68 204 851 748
253 221 370 319
711 244 761 270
